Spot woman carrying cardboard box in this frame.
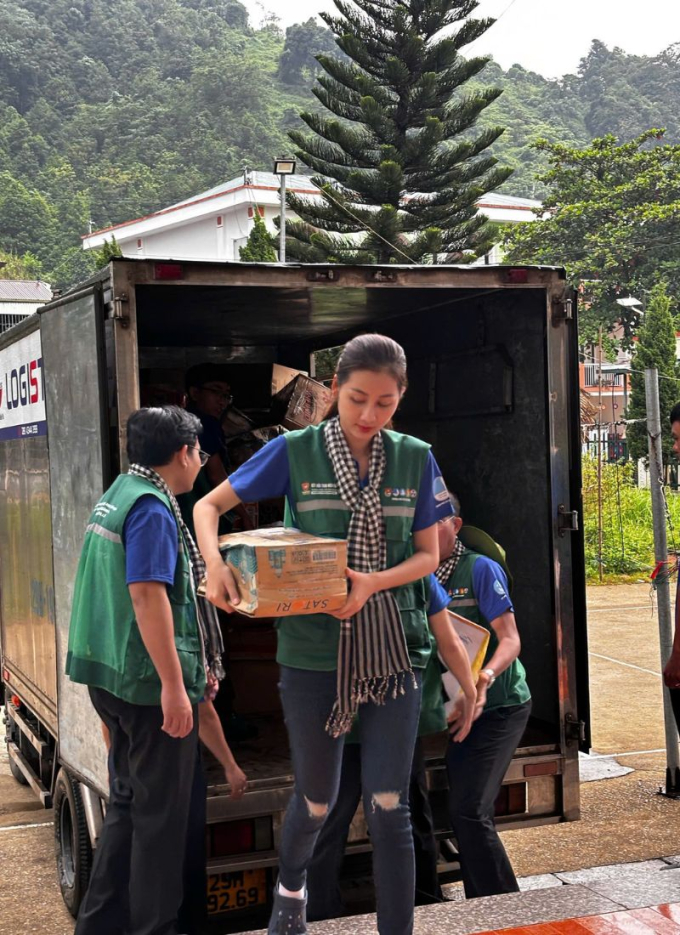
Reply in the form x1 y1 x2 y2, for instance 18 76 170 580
194 333 454 935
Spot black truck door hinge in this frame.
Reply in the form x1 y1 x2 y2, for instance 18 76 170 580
557 504 579 536
111 292 129 327
565 713 586 745
552 298 573 326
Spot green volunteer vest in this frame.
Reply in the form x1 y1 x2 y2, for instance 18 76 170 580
65 474 206 705
280 424 433 671
444 549 530 711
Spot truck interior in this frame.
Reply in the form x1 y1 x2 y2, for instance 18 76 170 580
113 265 585 841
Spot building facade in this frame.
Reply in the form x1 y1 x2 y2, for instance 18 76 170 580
0 280 52 334
81 170 541 263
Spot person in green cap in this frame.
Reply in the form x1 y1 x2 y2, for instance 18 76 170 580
435 491 531 898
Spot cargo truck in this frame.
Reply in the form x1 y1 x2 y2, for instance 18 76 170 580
0 258 588 930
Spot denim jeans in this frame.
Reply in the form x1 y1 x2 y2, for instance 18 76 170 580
307 736 442 922
277 665 423 935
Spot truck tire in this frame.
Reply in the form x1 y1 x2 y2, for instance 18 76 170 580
8 748 29 785
4 701 29 786
53 768 92 917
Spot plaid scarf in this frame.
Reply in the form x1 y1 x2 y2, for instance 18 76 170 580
435 537 466 587
323 417 415 737
127 464 225 682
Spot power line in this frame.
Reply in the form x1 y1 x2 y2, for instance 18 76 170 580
315 186 418 264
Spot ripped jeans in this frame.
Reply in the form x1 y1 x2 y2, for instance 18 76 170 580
278 665 422 935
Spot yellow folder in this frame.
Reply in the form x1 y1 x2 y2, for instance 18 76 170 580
439 610 490 716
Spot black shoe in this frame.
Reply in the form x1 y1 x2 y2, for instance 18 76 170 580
268 882 307 935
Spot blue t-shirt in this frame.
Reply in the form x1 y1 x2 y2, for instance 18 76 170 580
123 495 178 586
471 556 514 621
229 434 451 531
428 574 451 616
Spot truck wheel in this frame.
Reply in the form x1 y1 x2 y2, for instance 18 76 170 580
53 768 92 917
4 701 29 786
7 749 29 785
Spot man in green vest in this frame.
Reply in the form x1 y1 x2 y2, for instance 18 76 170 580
436 492 531 899
66 405 209 935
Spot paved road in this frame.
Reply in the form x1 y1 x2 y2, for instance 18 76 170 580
1 582 678 934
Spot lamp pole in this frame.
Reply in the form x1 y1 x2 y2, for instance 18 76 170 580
273 157 296 265
279 172 287 265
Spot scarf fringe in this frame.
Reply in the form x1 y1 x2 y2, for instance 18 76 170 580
325 669 419 738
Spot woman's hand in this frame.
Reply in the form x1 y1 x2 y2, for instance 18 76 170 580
205 562 241 613
225 762 248 799
330 568 378 619
446 691 477 743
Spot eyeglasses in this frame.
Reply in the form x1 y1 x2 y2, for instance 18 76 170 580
201 385 233 405
189 446 211 467
437 515 457 526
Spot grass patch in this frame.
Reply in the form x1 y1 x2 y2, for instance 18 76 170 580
582 456 680 583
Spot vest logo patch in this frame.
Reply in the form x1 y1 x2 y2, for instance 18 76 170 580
92 501 118 519
433 475 449 502
449 587 469 597
301 481 339 496
383 487 416 501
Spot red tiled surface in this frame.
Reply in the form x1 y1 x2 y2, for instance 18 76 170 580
493 906 680 935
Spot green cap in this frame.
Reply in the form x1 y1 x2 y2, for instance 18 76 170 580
458 525 514 593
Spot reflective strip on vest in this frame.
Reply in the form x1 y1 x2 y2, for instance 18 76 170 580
448 598 478 608
86 522 122 544
296 500 415 518
296 499 351 513
382 505 416 518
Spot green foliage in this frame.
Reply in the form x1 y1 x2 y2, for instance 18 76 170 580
626 283 680 462
503 131 680 345
0 0 679 292
239 212 278 262
286 0 512 264
278 19 338 86
0 0 311 288
93 236 123 270
0 248 42 279
582 455 680 580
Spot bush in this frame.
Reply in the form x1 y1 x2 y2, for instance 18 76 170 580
582 455 680 581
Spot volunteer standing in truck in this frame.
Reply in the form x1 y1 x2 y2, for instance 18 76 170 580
194 334 451 935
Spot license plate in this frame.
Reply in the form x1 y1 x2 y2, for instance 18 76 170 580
207 868 267 915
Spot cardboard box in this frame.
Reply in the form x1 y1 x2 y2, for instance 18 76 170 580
440 611 490 716
272 374 332 430
202 527 347 617
271 364 305 396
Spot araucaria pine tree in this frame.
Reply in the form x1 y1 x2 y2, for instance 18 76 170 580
285 0 512 264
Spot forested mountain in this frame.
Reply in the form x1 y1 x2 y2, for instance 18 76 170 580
0 0 679 286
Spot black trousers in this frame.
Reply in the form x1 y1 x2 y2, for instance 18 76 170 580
306 736 442 922
671 688 680 735
75 687 199 935
446 701 531 899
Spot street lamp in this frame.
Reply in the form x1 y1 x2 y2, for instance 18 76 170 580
273 157 296 264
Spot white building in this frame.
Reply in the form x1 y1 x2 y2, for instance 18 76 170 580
0 280 52 334
82 170 541 263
